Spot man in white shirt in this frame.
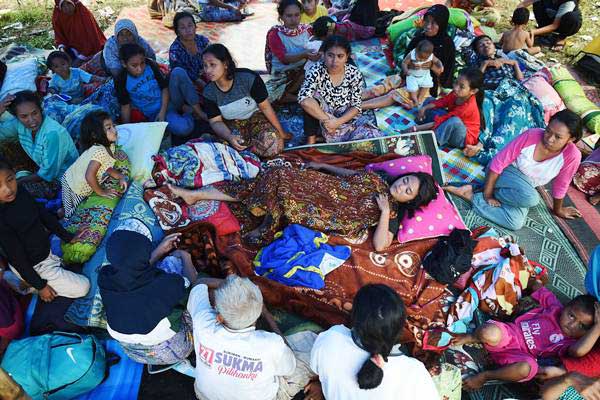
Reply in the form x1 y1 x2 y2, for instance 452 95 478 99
187 275 312 400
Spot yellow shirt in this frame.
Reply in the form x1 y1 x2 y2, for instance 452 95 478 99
63 144 116 196
300 4 329 24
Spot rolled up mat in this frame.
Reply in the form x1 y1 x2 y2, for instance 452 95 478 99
550 65 600 134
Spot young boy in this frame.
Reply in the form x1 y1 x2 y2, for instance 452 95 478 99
187 275 312 400
115 43 169 124
0 157 90 303
401 39 444 107
46 51 105 104
500 8 542 55
453 287 600 391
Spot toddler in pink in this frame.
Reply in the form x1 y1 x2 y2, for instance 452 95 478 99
453 286 600 390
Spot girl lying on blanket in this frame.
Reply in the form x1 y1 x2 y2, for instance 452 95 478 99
61 110 128 218
46 51 106 104
452 285 600 391
166 161 437 249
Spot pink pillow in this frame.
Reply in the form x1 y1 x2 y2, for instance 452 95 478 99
523 72 565 124
366 156 468 243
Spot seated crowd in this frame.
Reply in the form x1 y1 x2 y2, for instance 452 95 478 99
0 0 599 399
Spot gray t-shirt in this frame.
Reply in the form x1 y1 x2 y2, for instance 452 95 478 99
545 0 576 19
202 68 268 121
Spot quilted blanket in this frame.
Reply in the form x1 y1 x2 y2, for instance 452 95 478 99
151 139 261 188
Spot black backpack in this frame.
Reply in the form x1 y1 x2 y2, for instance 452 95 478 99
422 228 477 285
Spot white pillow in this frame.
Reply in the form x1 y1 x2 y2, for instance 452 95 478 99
0 58 39 99
116 122 167 183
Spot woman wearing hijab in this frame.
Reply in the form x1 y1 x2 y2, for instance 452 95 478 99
52 0 106 66
405 5 455 96
98 219 197 365
102 19 157 78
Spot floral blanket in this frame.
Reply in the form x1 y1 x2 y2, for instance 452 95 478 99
473 78 546 165
151 139 261 188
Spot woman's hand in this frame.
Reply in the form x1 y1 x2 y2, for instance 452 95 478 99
555 206 581 219
484 194 501 207
99 188 121 199
228 136 248 152
39 285 57 302
304 380 324 400
322 118 340 133
306 51 321 62
154 233 182 257
376 193 390 214
155 111 166 122
118 177 128 193
0 94 15 114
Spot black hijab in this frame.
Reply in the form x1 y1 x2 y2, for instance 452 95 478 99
98 227 185 335
405 4 456 92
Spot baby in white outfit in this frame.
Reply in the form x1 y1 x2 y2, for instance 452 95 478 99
401 39 444 107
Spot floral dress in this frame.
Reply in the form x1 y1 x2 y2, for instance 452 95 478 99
298 61 382 142
573 147 600 196
221 166 390 242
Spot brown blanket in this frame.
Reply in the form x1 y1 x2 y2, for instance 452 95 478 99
178 150 452 346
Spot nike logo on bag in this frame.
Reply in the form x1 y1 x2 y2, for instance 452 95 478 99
66 347 77 364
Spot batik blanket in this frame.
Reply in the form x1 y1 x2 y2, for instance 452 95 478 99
151 139 261 188
61 149 130 264
473 78 546 165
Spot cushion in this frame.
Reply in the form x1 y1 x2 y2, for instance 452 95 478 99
366 155 467 243
551 65 600 135
0 58 38 99
523 71 565 124
116 122 167 184
144 186 240 236
64 182 164 329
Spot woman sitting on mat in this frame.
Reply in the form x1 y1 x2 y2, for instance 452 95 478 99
52 0 106 66
168 11 210 92
299 35 383 144
445 109 582 231
167 160 437 249
103 19 157 78
306 284 440 400
99 219 198 365
265 0 318 104
202 43 290 158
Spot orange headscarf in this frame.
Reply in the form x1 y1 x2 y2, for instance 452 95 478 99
52 0 107 58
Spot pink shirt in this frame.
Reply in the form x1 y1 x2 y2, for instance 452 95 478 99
489 129 581 199
512 287 575 358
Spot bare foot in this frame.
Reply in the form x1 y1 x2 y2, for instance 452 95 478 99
167 184 199 205
450 333 478 347
306 135 317 145
463 373 488 391
443 184 474 202
590 194 600 206
463 143 483 158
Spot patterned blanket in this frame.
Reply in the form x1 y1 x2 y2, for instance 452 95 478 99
151 140 261 188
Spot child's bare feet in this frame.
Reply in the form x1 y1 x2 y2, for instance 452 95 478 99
443 184 474 202
306 135 317 145
167 184 198 205
590 194 600 206
463 373 488 391
450 332 478 346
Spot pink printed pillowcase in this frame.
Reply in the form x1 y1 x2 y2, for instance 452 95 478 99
365 156 468 243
